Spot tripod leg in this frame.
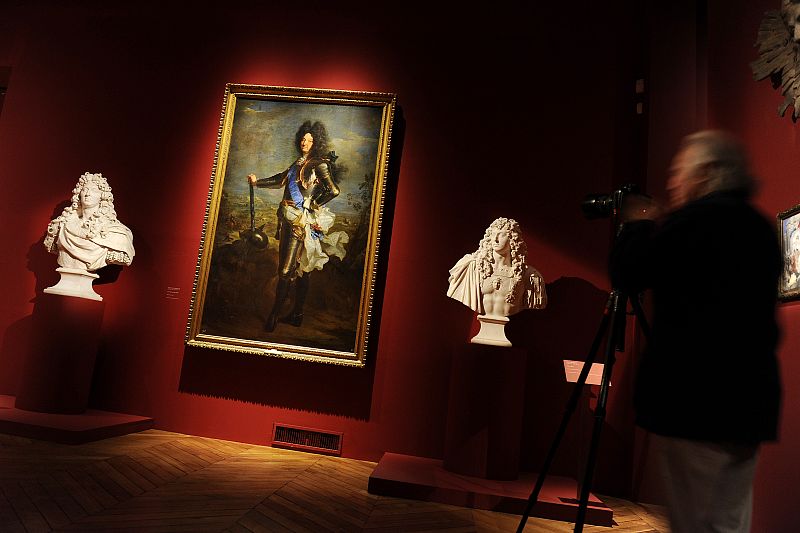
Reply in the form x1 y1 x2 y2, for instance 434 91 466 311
573 291 627 532
516 291 616 533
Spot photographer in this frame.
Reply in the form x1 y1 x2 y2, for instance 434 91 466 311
610 130 782 533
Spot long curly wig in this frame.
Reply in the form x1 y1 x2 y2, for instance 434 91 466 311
294 120 331 159
475 217 527 305
46 172 119 243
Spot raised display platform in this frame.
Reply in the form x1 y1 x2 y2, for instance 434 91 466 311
368 452 613 527
0 395 154 444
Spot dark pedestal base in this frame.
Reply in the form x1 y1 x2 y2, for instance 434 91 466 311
0 395 154 444
444 343 527 480
15 293 104 414
368 452 613 526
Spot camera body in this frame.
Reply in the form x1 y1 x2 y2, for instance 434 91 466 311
581 184 640 220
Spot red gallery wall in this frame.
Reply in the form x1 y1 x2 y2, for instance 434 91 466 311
703 1 800 531
634 0 800 529
0 2 646 495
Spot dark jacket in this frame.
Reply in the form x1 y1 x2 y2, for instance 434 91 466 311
610 191 782 444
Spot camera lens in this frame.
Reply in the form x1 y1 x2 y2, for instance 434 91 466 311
581 184 641 220
581 194 614 219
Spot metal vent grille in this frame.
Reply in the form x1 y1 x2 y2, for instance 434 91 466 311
272 423 343 456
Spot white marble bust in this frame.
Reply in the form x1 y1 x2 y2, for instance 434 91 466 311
43 172 135 301
447 217 546 346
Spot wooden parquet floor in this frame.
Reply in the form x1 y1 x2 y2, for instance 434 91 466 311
0 429 669 532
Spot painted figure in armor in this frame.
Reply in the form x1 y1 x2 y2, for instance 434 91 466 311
247 121 343 332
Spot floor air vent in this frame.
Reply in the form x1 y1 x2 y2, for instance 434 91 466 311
272 423 343 456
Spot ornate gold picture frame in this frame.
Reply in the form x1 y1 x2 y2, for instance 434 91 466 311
778 203 800 302
186 84 396 366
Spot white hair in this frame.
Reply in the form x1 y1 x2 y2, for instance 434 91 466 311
680 130 756 197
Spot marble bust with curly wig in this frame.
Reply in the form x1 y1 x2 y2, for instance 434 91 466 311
447 217 546 346
43 172 134 301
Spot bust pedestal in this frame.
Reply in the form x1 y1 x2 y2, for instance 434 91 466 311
443 343 527 480
44 267 103 301
15 293 105 414
471 314 511 346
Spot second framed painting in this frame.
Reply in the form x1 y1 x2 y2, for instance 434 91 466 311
779 203 800 302
186 84 396 366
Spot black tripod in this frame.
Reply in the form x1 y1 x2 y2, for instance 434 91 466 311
516 288 650 532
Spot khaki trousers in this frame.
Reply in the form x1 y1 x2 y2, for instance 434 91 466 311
654 434 759 533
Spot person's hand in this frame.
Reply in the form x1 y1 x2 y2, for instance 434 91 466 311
247 173 257 184
620 193 660 222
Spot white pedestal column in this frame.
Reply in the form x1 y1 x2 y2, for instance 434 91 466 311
471 314 511 347
44 267 103 301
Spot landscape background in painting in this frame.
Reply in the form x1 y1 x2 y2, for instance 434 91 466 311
199 97 384 353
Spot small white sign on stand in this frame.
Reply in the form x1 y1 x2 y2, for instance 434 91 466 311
563 360 608 387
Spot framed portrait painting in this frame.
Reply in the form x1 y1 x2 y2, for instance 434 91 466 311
186 84 396 366
778 203 800 302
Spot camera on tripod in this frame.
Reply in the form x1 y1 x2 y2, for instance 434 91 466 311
580 183 640 220
518 182 654 532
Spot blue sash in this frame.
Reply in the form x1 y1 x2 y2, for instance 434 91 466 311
287 164 322 240
287 165 304 207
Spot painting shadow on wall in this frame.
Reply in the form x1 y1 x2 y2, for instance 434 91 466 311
178 345 375 419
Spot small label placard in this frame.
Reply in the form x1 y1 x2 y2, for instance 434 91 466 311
563 360 608 386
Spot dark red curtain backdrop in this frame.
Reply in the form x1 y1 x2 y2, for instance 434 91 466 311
0 2 797 527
